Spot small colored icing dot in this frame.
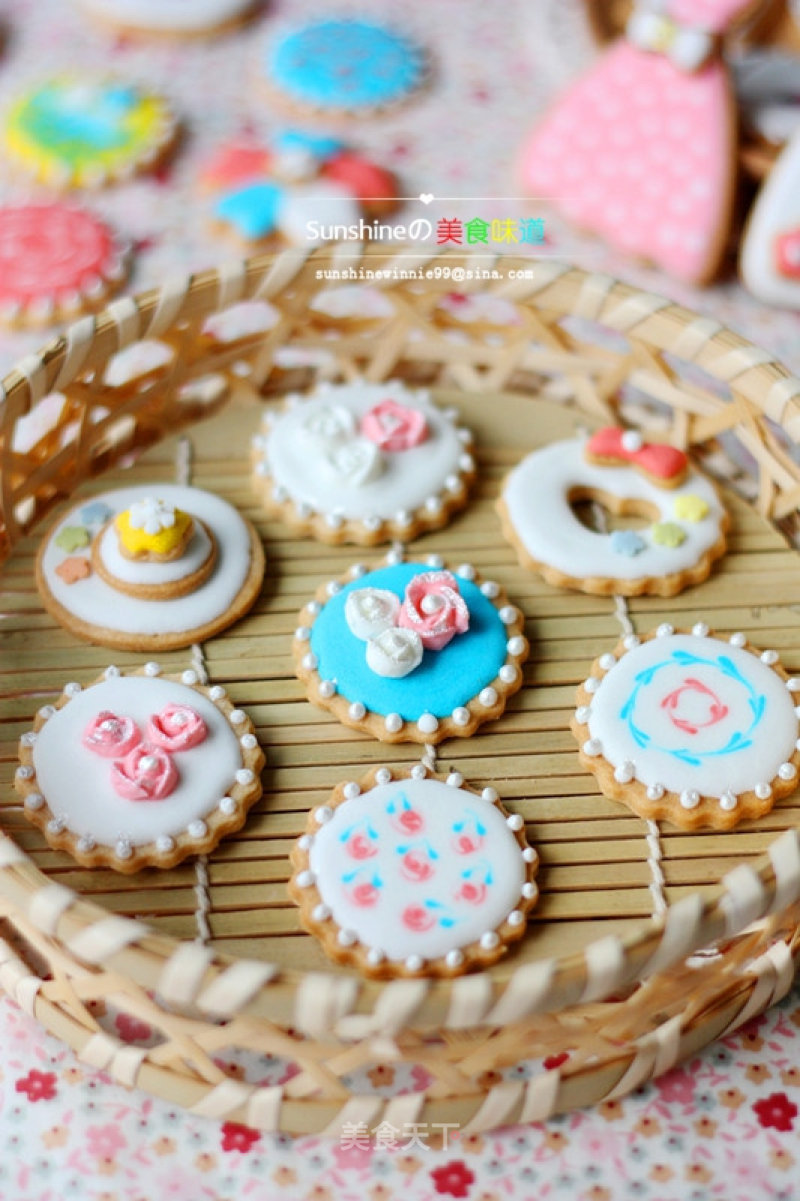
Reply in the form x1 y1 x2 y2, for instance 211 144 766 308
55 556 91 584
55 526 90 552
610 529 646 557
651 521 687 548
673 493 710 522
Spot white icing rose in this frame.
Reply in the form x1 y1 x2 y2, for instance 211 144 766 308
366 627 423 678
345 588 401 640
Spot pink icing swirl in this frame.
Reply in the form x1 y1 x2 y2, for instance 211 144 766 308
400 849 436 883
82 711 141 758
147 705 208 752
360 399 428 451
397 571 470 651
349 881 380 908
110 743 178 801
456 880 488 905
401 904 437 933
345 833 378 860
452 832 484 855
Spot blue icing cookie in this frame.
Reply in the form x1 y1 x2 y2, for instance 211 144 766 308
267 20 425 112
214 181 281 240
272 130 345 160
309 564 508 721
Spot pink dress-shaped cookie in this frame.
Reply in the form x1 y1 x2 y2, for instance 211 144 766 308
520 0 760 284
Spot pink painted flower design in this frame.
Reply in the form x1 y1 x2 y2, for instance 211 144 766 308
344 833 377 860
349 881 380 908
456 880 487 905
401 904 437 933
397 571 469 651
360 398 428 451
110 743 178 801
86 1122 128 1158
147 704 208 752
400 849 436 883
82 711 142 758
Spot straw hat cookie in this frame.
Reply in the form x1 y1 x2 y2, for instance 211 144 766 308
15 667 264 872
4 75 176 188
497 427 728 596
289 765 538 978
76 0 259 35
36 485 264 650
261 17 428 119
571 625 800 830
0 202 128 327
293 553 528 744
252 380 475 544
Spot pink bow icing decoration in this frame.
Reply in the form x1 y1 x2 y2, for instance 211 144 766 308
397 571 470 651
147 704 208 752
586 426 688 484
361 399 428 452
110 743 178 801
520 0 757 283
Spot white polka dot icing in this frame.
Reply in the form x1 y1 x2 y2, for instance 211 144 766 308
254 381 473 543
294 558 528 744
499 435 726 594
293 774 538 975
37 484 263 649
574 630 800 827
16 672 264 871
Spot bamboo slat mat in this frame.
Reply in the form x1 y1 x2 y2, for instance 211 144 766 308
2 384 798 979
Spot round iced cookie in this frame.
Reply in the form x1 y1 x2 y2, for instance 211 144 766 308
36 485 265 651
498 429 728 597
262 18 428 118
289 765 539 978
0 203 128 328
571 626 800 830
15 667 264 872
4 76 177 188
77 0 258 35
293 555 528 744
253 380 475 545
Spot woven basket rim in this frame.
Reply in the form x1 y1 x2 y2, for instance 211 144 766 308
1 245 800 1033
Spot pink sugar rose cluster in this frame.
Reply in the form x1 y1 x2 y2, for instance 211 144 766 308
82 704 208 801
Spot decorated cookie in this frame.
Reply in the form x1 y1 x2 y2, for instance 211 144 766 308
253 381 475 545
293 554 528 744
261 18 428 118
741 127 800 307
289 765 538 978
76 0 258 35
4 76 177 188
497 429 728 597
571 626 800 830
36 484 264 650
0 203 128 328
15 666 264 872
202 131 398 248
519 0 767 283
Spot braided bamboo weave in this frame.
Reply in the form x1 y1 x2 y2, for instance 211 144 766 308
1 246 799 1135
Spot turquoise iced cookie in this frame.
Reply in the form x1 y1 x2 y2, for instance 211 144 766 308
293 558 528 744
265 19 427 114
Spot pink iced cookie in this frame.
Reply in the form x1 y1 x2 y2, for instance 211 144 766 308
0 203 127 326
520 0 760 283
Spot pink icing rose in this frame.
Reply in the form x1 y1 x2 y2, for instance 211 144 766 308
350 881 380 908
397 571 470 651
147 704 208 752
345 833 377 860
82 711 141 758
453 832 483 855
360 399 428 451
400 850 436 883
110 743 178 801
401 904 436 933
456 880 488 905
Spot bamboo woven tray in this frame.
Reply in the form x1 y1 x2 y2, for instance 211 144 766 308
1 247 799 1136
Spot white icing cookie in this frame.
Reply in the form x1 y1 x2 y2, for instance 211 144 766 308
572 627 800 830
252 380 475 545
77 0 256 34
36 484 265 650
293 554 529 745
15 667 264 872
741 128 800 309
498 432 728 596
289 765 539 978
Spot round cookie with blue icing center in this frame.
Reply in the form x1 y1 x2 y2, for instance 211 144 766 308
264 18 427 116
294 558 528 744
